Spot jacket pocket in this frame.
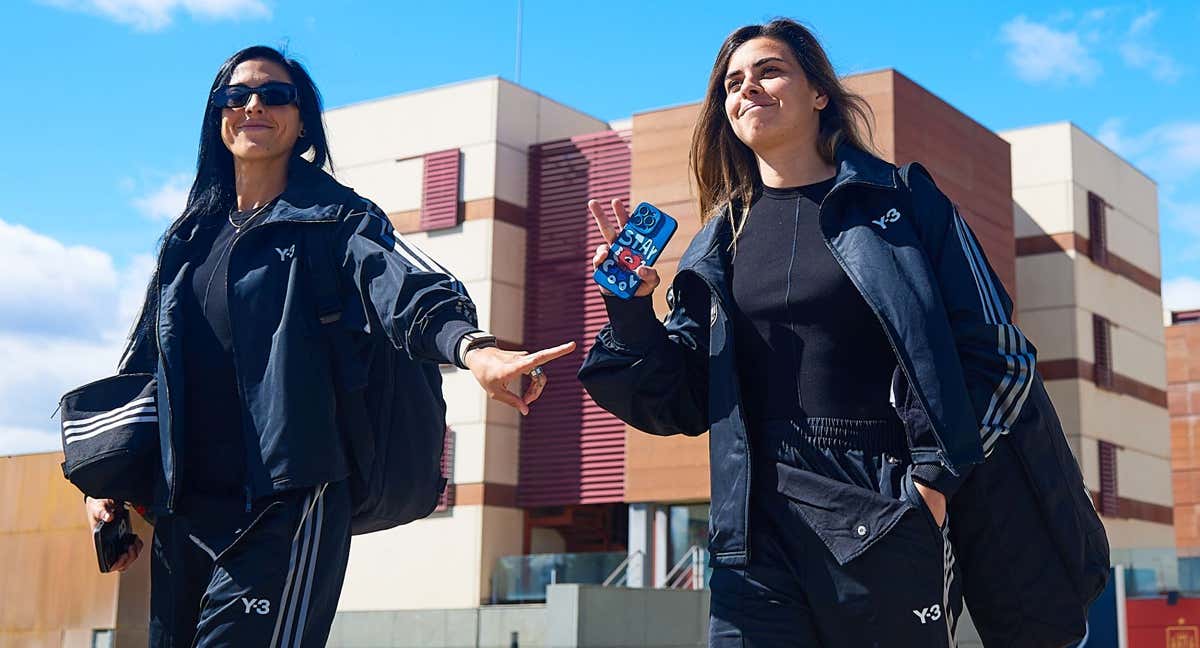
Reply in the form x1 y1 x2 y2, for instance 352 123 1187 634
774 463 912 565
902 468 945 541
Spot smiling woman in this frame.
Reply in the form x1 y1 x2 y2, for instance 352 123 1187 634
578 16 1101 648
75 45 575 648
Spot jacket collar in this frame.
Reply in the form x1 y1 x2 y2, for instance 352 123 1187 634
256 159 352 226
830 142 899 191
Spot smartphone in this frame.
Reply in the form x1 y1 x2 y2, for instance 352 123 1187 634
94 503 133 573
593 202 678 300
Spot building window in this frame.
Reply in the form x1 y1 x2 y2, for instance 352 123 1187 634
1093 314 1114 389
1098 440 1119 517
1087 191 1109 268
437 427 455 511
1173 310 1200 325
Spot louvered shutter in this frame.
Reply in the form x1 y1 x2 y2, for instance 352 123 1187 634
420 149 462 230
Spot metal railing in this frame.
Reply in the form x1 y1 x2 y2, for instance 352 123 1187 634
602 549 644 587
664 545 705 590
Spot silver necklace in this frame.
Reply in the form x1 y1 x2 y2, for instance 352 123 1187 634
228 199 274 230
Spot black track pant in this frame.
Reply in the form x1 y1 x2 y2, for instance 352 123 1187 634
148 480 351 648
709 418 962 648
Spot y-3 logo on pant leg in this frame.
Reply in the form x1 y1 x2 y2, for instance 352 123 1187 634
872 208 901 230
241 597 271 615
275 244 296 261
912 604 942 624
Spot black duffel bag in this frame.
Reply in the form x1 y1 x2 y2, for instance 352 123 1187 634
950 374 1110 647
59 373 159 505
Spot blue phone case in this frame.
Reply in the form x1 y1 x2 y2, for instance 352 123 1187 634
593 202 678 300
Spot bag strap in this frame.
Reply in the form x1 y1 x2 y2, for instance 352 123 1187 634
897 161 933 193
307 227 343 327
305 227 369 391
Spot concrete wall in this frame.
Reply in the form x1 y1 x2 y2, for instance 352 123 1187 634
329 584 706 648
328 605 546 648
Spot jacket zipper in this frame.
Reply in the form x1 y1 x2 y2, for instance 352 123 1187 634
155 214 198 514
226 216 335 512
675 264 754 560
815 182 954 471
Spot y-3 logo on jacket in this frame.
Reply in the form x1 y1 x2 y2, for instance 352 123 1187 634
275 244 296 261
872 208 901 230
240 597 271 615
912 604 942 624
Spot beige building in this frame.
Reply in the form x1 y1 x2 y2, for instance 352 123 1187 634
1001 122 1173 551
323 77 609 610
0 452 152 647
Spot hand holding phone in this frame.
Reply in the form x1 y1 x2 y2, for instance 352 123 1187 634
588 199 677 299
87 498 142 573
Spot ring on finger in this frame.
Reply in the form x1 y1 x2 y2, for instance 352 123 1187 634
530 366 544 379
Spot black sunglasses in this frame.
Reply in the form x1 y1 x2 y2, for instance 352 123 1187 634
211 82 299 109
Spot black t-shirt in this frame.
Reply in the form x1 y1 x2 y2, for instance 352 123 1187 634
730 177 898 424
179 206 265 500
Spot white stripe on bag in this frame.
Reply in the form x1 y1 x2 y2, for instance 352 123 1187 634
64 415 157 445
63 397 155 431
951 210 1035 456
271 491 314 648
64 406 155 439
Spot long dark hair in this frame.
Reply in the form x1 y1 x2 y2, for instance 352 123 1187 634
689 18 875 235
182 45 332 223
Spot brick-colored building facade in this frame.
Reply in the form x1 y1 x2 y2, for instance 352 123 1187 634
1171 311 1200 553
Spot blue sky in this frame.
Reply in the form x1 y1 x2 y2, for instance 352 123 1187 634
1 1 1198 453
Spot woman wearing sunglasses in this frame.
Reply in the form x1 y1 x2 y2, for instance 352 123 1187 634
83 45 574 647
578 19 1065 647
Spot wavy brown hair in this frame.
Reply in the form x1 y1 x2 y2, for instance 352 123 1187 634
689 18 875 236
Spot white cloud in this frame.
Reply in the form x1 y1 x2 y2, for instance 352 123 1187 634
42 0 269 32
1000 15 1101 84
1001 9 1185 85
1165 277 1200 313
1119 9 1185 83
0 219 153 455
1095 119 1200 183
1129 8 1160 35
133 173 191 221
0 426 63 457
1097 117 1130 154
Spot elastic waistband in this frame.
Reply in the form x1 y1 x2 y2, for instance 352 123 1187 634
758 416 908 456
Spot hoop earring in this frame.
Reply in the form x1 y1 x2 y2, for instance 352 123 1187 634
299 126 307 138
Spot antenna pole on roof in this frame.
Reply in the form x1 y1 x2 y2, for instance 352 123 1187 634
515 0 523 84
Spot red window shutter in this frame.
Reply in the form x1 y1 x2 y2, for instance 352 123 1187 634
1098 440 1118 517
437 427 455 511
1088 192 1108 268
420 149 462 231
1093 314 1114 389
519 130 632 507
